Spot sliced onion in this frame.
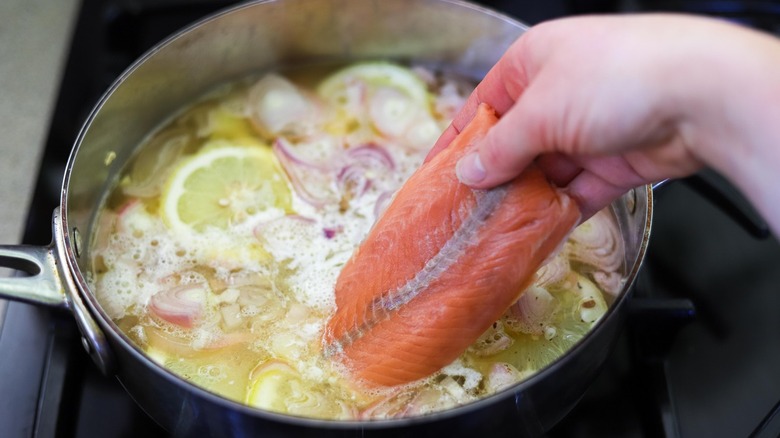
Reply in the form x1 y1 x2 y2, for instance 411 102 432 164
114 199 163 242
145 327 248 358
336 143 396 202
505 286 556 336
403 116 442 151
237 286 272 307
405 387 456 417
220 303 243 330
237 283 287 324
228 270 275 289
440 362 482 391
115 199 143 231
148 283 208 328
285 303 311 325
273 137 334 171
469 321 513 357
573 274 609 325
485 363 524 393
362 386 461 419
411 65 437 86
336 164 373 199
566 209 624 275
534 253 572 290
335 401 360 421
123 128 189 198
91 210 118 257
215 288 240 304
346 144 394 167
434 79 468 121
346 143 395 170
368 86 417 138
439 376 475 403
246 73 321 138
204 269 272 295
359 390 416 420
337 77 368 115
593 270 625 296
273 138 338 207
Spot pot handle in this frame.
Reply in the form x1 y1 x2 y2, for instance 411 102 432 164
0 208 115 375
651 179 670 191
650 175 770 238
0 243 68 309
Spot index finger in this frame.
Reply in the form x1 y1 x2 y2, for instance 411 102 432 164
425 37 532 162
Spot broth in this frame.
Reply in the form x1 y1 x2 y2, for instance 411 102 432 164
89 62 625 420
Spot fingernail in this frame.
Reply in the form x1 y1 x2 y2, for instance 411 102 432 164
456 152 486 185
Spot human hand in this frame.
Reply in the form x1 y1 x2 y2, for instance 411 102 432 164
429 14 780 223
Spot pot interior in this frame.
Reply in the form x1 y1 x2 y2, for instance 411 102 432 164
60 0 651 425
65 0 531 316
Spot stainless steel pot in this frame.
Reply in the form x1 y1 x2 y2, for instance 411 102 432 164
0 0 652 436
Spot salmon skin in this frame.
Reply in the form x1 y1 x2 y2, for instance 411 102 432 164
322 103 581 387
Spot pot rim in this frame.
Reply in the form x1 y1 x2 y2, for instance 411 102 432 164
58 0 654 430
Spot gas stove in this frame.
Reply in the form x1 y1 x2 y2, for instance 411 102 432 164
3 1 780 437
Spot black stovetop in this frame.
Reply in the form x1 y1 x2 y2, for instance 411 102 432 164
4 1 780 437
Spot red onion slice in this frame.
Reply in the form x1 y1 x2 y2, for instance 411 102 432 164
336 164 373 199
273 137 333 171
323 225 343 239
336 143 396 202
148 283 208 328
273 138 338 207
346 143 395 171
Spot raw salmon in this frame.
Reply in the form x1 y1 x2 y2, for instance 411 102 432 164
322 103 581 387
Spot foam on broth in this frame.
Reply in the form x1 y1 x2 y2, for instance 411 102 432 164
89 63 625 420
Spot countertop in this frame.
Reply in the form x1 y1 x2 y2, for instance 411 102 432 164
0 0 79 244
0 0 80 317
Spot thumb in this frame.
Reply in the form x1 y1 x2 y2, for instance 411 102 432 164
455 96 546 189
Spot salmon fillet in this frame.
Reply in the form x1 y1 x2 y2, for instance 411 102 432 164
322 103 581 387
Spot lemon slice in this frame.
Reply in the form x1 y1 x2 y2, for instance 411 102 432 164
161 142 291 233
318 63 440 149
246 359 349 418
246 360 299 413
318 62 430 107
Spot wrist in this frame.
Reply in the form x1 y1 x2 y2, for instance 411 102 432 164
675 20 780 233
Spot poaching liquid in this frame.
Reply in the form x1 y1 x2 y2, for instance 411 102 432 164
89 63 624 420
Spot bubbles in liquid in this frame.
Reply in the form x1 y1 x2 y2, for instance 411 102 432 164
198 364 223 380
89 65 619 421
